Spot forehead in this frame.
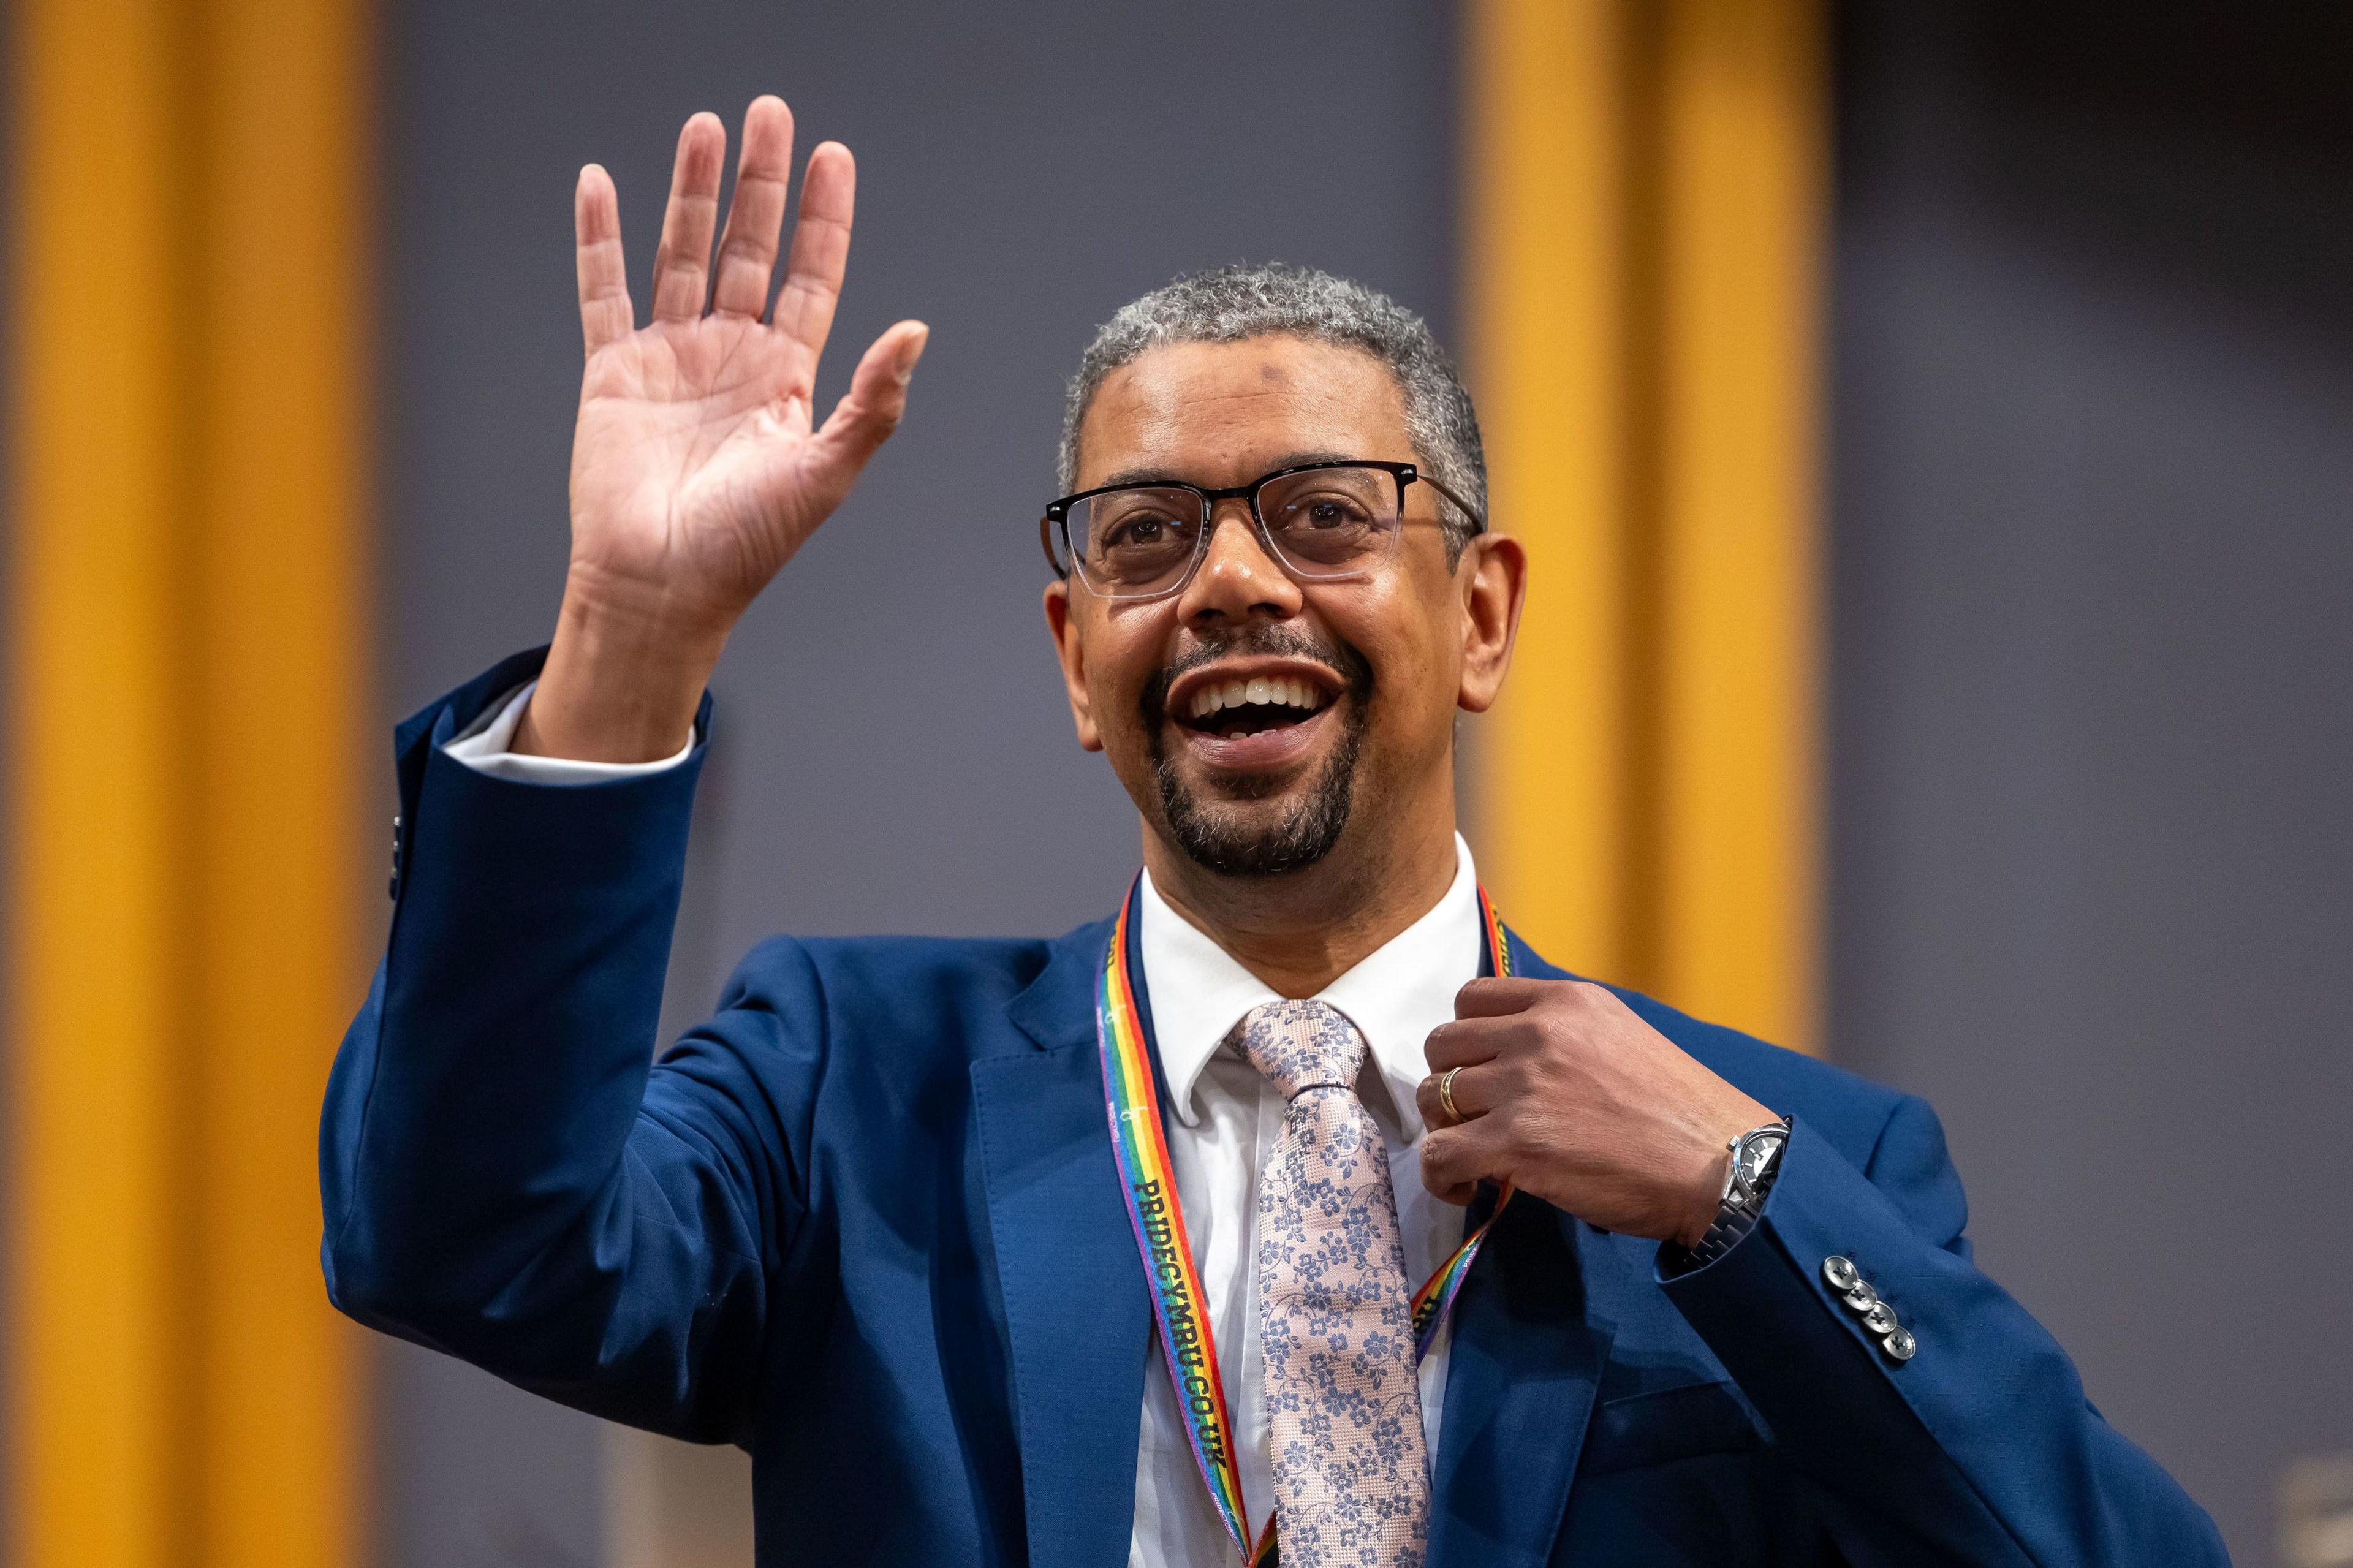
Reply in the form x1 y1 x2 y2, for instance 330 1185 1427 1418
1073 336 1412 491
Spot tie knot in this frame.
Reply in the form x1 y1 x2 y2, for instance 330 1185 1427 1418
1231 999 1365 1101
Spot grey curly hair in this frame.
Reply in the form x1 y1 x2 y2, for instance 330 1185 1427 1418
1057 263 1488 562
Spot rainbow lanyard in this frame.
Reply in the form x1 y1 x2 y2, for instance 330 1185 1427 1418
1094 879 1518 1566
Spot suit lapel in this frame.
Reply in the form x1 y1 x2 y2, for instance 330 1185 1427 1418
975 922 1151 1568
1428 1192 1619 1568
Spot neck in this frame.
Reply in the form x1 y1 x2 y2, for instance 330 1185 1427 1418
1141 806 1462 999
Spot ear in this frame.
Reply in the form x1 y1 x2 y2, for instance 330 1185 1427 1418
1455 532 1526 714
1042 578 1104 752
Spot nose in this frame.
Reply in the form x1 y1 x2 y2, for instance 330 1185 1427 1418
1174 498 1302 626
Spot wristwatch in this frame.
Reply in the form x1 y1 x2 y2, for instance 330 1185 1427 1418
1665 1116 1791 1273
1723 1118 1790 1214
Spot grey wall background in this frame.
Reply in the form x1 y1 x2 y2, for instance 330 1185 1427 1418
378 2 1458 1563
373 1 2348 1565
1829 6 2352 1565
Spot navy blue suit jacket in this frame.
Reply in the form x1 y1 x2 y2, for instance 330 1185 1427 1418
322 651 2227 1566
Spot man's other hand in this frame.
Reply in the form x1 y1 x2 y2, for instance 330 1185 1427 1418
1417 979 1775 1248
523 96 928 762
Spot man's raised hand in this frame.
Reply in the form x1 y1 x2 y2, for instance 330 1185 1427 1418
521 97 927 762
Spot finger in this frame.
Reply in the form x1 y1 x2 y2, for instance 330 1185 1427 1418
1415 1074 1452 1130
1453 976 1550 1020
1415 1060 1505 1130
771 141 855 363
809 320 928 480
710 95 795 319
650 111 726 321
1419 1124 1499 1207
574 164 634 355
1423 1016 1506 1073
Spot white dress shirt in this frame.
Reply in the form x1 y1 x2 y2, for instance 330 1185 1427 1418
443 694 1483 1568
1126 852 1481 1567
442 679 694 782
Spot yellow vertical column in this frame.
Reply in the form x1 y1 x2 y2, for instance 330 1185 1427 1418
9 1 192 1562
1464 0 1636 979
7 0 371 1561
1653 0 1825 1053
1466 0 1824 1052
191 0 371 1559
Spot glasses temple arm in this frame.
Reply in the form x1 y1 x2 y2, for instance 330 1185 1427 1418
1417 472 1487 535
1039 515 1069 577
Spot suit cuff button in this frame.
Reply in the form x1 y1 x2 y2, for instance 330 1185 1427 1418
1822 1255 1859 1292
1882 1326 1918 1362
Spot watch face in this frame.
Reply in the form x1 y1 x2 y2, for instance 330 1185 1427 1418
1736 1131 1786 1187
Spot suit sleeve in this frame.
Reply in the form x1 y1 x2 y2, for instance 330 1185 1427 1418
319 657 813 1446
1659 1102 2229 1567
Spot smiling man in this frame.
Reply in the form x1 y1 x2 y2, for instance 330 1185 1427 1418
321 99 2225 1568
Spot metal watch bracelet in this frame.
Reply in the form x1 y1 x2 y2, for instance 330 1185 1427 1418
1664 1116 1791 1274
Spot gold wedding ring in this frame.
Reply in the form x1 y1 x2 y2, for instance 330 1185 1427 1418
1438 1066 1463 1123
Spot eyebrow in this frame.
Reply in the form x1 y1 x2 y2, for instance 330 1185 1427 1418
1092 450 1362 491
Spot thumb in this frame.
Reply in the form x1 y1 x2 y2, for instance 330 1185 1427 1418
809 320 928 484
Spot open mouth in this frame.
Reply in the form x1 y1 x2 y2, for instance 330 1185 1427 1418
1170 668 1339 741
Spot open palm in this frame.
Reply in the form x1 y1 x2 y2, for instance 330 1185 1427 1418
566 97 926 632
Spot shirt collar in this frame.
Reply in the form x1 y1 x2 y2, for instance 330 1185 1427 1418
1135 835 1484 1137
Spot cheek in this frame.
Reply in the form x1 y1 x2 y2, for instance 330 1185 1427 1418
1343 604 1453 735
1090 672 1139 741
1081 621 1159 735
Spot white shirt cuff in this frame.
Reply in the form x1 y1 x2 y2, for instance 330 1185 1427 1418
441 679 695 783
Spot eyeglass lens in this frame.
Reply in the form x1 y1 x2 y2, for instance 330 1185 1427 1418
1069 465 1403 598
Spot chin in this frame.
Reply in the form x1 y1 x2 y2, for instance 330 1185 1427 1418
1154 725 1363 881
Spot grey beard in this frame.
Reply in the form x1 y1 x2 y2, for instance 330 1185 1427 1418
1151 702 1365 878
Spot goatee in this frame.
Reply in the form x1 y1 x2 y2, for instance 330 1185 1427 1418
1142 628 1374 878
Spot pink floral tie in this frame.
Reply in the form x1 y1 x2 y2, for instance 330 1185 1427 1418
1235 999 1430 1568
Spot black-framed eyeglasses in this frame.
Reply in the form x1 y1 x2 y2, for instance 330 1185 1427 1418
1039 459 1485 602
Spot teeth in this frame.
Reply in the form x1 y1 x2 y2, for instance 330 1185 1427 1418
1185 674 1332 721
